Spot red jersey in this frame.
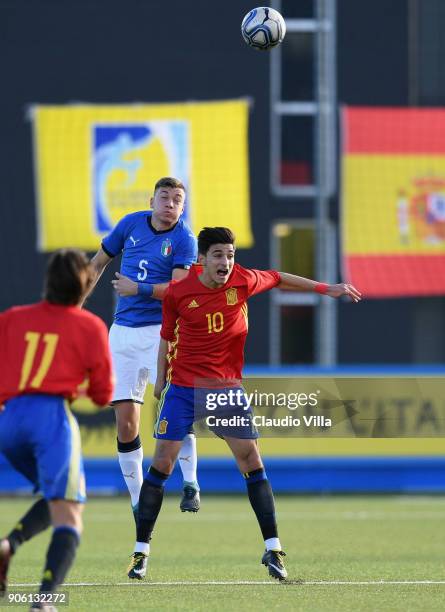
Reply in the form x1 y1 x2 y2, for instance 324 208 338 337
160 264 281 387
0 301 113 406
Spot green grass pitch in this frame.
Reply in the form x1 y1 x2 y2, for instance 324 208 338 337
1 495 445 611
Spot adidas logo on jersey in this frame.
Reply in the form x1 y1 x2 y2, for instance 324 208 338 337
187 299 199 308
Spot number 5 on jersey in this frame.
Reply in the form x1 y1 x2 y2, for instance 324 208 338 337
19 332 59 390
138 259 148 281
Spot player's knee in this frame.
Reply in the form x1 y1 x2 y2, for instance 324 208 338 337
117 420 139 442
50 500 84 533
152 449 176 474
152 456 174 475
73 513 84 535
68 504 83 534
237 444 262 472
115 403 140 441
152 440 181 475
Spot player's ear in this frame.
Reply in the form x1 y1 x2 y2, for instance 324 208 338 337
198 253 206 265
149 196 154 209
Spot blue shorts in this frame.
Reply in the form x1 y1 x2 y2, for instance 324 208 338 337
0 394 86 503
154 383 258 441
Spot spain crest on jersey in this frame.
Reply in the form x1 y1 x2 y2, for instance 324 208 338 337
161 239 173 257
225 287 238 305
157 419 168 435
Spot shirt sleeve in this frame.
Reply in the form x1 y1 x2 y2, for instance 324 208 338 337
101 214 130 258
160 286 179 341
85 317 114 406
244 268 281 298
173 232 197 270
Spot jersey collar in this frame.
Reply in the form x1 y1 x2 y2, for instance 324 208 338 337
147 212 179 235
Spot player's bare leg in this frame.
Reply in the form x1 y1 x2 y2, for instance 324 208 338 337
128 440 182 579
115 401 144 528
178 432 200 512
224 437 263 473
225 437 288 581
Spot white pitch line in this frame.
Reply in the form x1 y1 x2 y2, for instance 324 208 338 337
84 511 445 522
10 580 445 587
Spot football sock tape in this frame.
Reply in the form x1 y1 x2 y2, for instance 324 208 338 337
117 435 142 453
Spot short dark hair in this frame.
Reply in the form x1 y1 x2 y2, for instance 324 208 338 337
154 177 186 193
44 248 93 306
197 227 236 255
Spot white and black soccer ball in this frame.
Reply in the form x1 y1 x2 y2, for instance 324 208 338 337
241 6 286 51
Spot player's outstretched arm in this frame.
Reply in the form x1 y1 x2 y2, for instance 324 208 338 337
277 272 362 303
80 248 112 306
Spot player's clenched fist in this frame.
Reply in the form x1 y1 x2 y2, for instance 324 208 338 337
111 272 138 297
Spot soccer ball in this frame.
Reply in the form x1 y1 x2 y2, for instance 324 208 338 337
241 6 286 51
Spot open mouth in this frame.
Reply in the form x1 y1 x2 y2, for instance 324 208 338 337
216 268 228 278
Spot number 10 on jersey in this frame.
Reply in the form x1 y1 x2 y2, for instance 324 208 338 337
206 312 224 334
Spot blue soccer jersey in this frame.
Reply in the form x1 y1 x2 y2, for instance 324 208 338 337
102 211 197 327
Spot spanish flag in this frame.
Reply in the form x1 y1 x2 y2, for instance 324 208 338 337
342 107 445 297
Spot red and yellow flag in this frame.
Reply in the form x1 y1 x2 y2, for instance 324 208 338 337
342 107 445 297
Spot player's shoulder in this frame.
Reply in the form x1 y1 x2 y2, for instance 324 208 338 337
166 265 199 295
2 302 44 319
111 211 148 236
120 210 148 226
230 263 253 283
229 264 280 292
175 218 196 242
72 310 108 341
1 302 66 326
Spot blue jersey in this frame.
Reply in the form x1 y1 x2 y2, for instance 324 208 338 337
102 211 197 327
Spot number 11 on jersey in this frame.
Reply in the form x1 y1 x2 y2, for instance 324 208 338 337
19 332 59 390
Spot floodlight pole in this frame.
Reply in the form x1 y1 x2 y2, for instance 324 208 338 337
314 0 337 365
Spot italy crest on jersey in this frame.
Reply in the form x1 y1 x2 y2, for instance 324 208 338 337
161 239 173 257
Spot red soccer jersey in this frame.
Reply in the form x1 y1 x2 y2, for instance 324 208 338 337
0 301 113 406
160 263 281 387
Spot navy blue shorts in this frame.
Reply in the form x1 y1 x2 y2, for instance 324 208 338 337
154 383 258 441
0 394 86 502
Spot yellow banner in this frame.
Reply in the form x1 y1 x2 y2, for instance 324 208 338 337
33 101 252 251
72 384 445 458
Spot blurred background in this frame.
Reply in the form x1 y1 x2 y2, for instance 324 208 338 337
1 0 445 494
